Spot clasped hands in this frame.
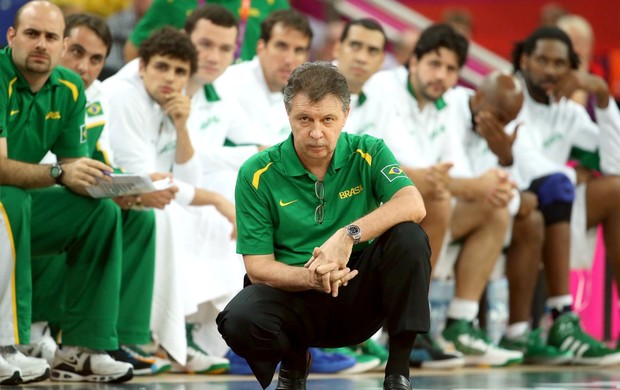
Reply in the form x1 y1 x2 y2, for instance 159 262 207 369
304 229 359 298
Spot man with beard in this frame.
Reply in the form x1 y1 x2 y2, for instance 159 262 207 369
0 1 133 383
367 23 523 368
214 9 312 146
510 26 620 365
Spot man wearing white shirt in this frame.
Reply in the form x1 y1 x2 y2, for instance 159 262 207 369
445 73 573 365
214 9 312 146
511 26 620 365
370 24 523 368
103 27 236 373
185 5 265 201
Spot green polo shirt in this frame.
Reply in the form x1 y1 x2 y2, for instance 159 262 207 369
129 0 290 62
236 132 413 266
0 47 87 163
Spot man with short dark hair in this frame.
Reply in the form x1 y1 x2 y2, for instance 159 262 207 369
214 9 313 145
104 26 236 374
217 61 431 390
0 1 133 383
367 23 523 368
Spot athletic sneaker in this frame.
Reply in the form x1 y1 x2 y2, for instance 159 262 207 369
122 344 171 374
18 326 57 365
499 328 572 365
1 345 49 384
0 352 21 385
322 347 380 373
108 345 156 376
440 320 523 367
171 345 230 374
309 347 356 373
51 346 133 383
357 339 388 371
409 333 465 369
225 349 253 375
547 312 620 366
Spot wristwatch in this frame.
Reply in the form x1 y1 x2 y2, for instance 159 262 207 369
345 224 362 245
49 163 64 186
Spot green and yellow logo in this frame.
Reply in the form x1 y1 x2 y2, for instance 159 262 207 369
339 184 363 199
45 111 61 120
381 164 407 182
86 102 103 117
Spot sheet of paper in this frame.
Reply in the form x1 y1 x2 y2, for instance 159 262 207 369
86 173 173 198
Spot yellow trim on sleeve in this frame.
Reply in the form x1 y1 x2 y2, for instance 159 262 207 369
58 79 79 102
0 202 19 344
86 120 106 130
96 141 112 166
8 77 17 99
355 149 372 166
252 162 273 189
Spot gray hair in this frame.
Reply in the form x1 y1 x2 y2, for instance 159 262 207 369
283 61 351 114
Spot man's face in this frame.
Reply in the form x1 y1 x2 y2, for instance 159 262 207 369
7 4 65 77
189 18 237 84
61 26 108 89
408 47 460 103
139 54 191 105
334 25 385 93
289 93 349 166
257 22 310 92
520 39 571 97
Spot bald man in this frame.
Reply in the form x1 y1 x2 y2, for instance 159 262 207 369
446 73 573 364
0 1 132 383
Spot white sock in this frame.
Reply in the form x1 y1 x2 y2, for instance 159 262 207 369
546 295 573 311
29 321 48 343
505 321 530 339
447 297 479 321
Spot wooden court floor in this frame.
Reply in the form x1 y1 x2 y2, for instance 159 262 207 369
24 366 620 389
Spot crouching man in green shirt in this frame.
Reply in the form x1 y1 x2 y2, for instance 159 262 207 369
216 62 431 390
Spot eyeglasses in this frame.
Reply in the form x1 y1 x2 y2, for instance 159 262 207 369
314 180 324 224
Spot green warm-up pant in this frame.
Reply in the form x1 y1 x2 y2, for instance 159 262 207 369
1 185 123 350
32 207 156 346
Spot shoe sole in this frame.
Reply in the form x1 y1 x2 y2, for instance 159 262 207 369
51 368 134 383
465 356 524 367
0 371 22 385
571 353 620 366
417 357 466 370
338 359 381 374
22 367 50 383
171 363 230 375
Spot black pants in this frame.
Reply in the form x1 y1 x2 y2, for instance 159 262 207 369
216 222 431 388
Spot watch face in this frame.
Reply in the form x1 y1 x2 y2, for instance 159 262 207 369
50 165 62 178
347 225 361 236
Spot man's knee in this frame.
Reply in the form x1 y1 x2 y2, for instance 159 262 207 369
217 285 277 348
385 222 430 250
529 173 574 225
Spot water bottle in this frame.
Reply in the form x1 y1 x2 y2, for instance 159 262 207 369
486 276 509 345
428 278 455 339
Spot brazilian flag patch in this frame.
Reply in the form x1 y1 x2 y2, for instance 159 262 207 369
86 102 103 117
381 164 407 182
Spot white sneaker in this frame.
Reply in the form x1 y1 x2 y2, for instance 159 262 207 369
51 346 133 383
170 345 230 374
0 353 21 385
18 334 58 365
1 345 49 383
